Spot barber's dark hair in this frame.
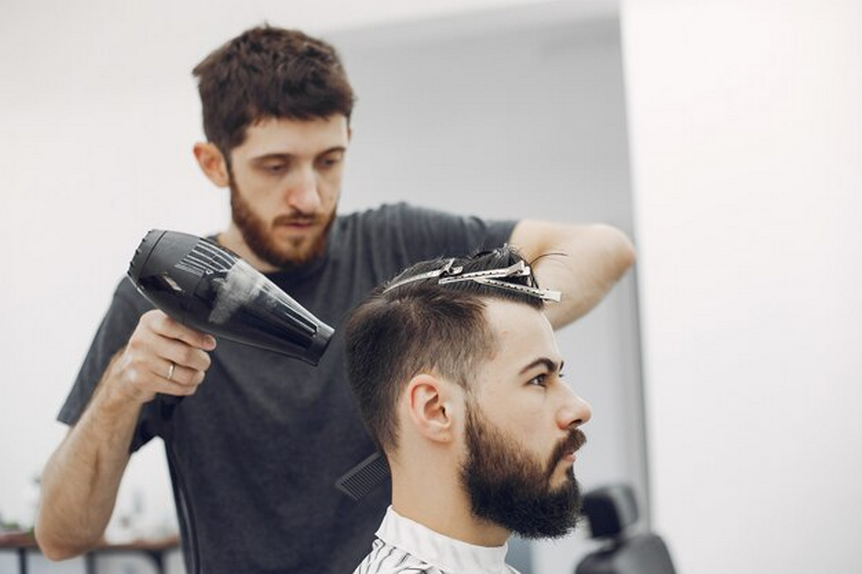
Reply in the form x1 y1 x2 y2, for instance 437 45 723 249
192 25 355 155
345 245 545 452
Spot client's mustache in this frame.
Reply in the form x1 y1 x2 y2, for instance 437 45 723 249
548 427 587 469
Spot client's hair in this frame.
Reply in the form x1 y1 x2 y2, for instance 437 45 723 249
345 245 545 452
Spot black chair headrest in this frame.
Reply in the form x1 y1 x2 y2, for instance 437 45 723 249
582 483 640 539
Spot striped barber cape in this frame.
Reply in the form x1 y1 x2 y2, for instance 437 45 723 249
352 506 520 574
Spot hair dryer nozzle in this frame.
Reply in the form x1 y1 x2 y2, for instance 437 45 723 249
128 229 333 365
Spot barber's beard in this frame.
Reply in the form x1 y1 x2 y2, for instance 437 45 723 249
460 406 586 539
229 179 335 270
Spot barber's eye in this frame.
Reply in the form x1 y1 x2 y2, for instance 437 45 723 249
262 163 287 174
317 156 342 170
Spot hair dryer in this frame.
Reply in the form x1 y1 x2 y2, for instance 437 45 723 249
127 229 333 364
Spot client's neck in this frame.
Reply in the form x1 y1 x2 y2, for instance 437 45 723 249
389 454 510 547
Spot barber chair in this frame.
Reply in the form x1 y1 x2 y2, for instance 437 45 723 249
575 484 677 574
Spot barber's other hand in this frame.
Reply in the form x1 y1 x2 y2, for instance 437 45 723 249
111 310 217 404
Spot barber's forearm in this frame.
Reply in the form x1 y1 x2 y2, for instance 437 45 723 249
36 357 143 560
510 221 635 329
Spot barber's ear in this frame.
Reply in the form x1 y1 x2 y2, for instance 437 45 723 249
193 142 230 188
405 374 459 443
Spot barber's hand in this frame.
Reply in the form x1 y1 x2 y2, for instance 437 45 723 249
111 310 217 404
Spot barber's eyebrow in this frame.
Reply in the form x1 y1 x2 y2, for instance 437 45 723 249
251 147 346 161
519 358 564 375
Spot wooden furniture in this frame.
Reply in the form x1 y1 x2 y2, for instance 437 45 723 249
0 531 180 574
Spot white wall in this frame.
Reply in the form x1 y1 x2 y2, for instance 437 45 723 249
621 1 862 573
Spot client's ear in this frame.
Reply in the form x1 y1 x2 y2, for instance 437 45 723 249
405 374 460 444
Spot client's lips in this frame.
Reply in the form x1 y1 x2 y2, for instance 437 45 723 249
554 428 587 466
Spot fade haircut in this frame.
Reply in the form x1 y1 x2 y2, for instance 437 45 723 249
345 246 546 453
192 25 355 155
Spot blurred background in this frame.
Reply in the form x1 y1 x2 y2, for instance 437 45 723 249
1 0 860 573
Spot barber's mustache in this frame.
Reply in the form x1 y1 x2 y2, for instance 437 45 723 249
273 212 320 226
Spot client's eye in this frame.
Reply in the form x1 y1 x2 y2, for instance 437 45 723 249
528 374 548 387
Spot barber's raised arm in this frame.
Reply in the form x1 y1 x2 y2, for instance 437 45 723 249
35 310 215 560
509 221 635 330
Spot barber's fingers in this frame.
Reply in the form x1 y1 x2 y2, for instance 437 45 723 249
157 336 213 373
142 310 217 351
151 370 206 397
116 310 215 403
132 357 205 399
128 311 214 372
153 358 207 389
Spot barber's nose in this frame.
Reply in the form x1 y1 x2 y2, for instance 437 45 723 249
557 393 592 430
286 166 321 213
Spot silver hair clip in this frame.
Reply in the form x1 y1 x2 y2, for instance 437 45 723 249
383 258 463 293
438 260 530 284
472 278 562 302
439 260 561 301
384 258 562 302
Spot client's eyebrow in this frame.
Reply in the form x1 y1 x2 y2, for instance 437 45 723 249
519 358 564 375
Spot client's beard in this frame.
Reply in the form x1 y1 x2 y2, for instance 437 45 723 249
460 406 586 539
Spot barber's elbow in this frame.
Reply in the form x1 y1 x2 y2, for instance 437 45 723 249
35 521 97 561
39 543 81 562
593 223 636 272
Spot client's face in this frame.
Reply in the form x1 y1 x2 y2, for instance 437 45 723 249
458 300 591 539
460 403 586 539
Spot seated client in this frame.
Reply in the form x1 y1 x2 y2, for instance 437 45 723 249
345 246 592 574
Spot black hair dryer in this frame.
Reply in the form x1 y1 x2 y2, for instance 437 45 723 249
127 229 333 365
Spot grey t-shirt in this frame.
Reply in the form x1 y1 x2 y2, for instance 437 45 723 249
59 203 516 574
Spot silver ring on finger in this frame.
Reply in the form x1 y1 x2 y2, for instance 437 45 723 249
166 361 176 381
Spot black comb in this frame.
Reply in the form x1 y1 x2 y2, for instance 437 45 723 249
335 452 390 501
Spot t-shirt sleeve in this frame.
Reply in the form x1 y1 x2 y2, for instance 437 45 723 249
58 277 159 452
357 203 517 279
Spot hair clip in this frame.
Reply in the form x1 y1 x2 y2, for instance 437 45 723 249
383 258 463 293
438 260 530 284
384 258 562 302
469 278 562 302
